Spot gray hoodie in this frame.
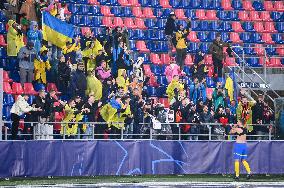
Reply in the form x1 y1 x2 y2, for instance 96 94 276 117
18 46 40 70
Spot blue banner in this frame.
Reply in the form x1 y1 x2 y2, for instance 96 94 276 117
0 141 284 177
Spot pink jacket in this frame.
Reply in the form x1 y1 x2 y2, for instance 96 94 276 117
165 64 182 82
96 66 111 81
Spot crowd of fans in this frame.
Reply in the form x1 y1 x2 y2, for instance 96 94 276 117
1 0 275 140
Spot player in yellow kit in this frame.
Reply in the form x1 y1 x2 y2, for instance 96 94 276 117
230 119 252 181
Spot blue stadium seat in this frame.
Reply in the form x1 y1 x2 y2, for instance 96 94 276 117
139 0 148 6
98 0 107 5
211 0 222 10
199 21 209 31
106 0 119 6
177 20 187 27
92 27 103 36
232 44 243 54
0 22 6 34
252 1 264 11
129 40 138 51
123 7 134 17
201 0 211 9
183 66 191 76
0 47 7 58
207 32 217 42
89 6 102 15
191 21 199 31
34 83 45 92
156 19 167 29
145 19 156 29
3 94 14 106
276 22 284 33
156 42 168 52
190 0 201 8
227 11 239 21
0 58 7 70
136 29 146 40
70 15 80 25
78 4 90 14
232 0 243 10
251 33 264 43
139 53 150 63
185 10 197 19
170 0 180 8
198 32 208 42
91 17 102 27
68 4 79 14
220 21 232 31
206 77 216 88
210 21 220 31
188 43 198 53
2 106 11 120
79 15 91 26
151 64 163 75
128 30 135 39
150 0 161 7
242 22 255 32
10 70 20 82
8 58 18 71
282 59 284 65
157 30 166 41
270 12 283 22
180 0 190 8
243 44 256 55
157 86 167 97
266 45 277 55
246 57 261 67
217 11 228 20
157 76 168 85
221 32 230 42
111 7 123 16
199 43 210 53
272 34 284 44
28 95 36 105
161 9 172 18
145 29 155 40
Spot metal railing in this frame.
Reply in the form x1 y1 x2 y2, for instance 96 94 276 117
1 121 275 141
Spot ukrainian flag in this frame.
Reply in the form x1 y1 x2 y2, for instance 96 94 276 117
42 12 75 48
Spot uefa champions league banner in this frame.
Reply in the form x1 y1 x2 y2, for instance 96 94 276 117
0 141 284 177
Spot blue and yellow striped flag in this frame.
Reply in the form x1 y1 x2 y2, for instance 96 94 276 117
42 11 75 48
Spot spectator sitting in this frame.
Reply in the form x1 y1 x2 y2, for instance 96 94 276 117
165 61 182 83
34 46 51 84
96 60 111 82
86 69 103 101
18 41 41 85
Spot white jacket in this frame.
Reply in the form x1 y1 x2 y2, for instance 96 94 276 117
10 95 36 116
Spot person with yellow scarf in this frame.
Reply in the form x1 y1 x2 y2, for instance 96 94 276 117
166 75 184 102
85 69 102 100
7 20 24 57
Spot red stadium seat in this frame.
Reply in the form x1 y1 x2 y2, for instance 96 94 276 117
254 44 265 56
207 66 214 77
206 88 214 97
184 54 193 66
230 32 242 43
224 57 237 66
88 0 99 5
238 11 250 21
134 18 147 29
12 82 24 95
118 0 131 6
143 7 155 18
24 83 37 95
113 17 124 28
143 64 153 76
276 45 284 56
263 1 274 11
254 22 264 32
221 0 233 10
232 22 244 32
150 53 162 65
102 17 113 27
149 75 159 87
129 0 140 6
269 58 282 67
124 18 137 29
160 54 171 65
243 0 254 11
160 0 171 8
132 7 144 18
196 9 207 20
204 54 213 65
262 33 274 44
3 71 12 82
3 82 12 94
260 11 273 21
250 11 261 21
47 83 59 92
81 27 91 36
0 35 7 46
206 10 218 20
159 98 169 108
175 9 187 19
264 22 277 33
274 1 284 11
101 6 114 16
136 41 150 52
187 31 200 42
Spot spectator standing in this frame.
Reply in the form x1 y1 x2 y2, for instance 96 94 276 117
165 61 182 83
164 12 177 56
86 69 102 100
34 46 51 84
18 41 41 85
212 83 228 111
237 96 255 132
7 20 24 57
70 63 87 98
27 21 42 54
57 55 71 95
175 20 191 70
200 105 214 140
19 0 38 21
96 60 112 82
10 95 41 140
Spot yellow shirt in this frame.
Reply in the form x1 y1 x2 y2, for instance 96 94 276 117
176 30 188 49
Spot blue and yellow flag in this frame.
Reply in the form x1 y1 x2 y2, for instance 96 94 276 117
42 11 75 48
